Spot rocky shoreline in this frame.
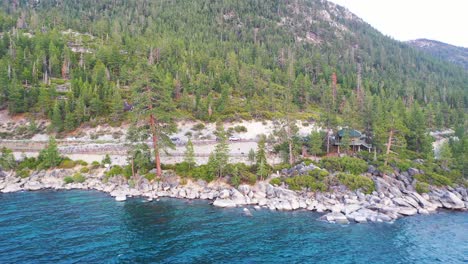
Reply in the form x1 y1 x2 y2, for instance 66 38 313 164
0 167 466 224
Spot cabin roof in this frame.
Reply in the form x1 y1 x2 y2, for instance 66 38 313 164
337 128 362 138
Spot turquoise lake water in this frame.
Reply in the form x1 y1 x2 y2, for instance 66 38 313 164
0 190 466 263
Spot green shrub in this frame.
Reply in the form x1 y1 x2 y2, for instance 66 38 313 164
175 162 191 177
106 165 123 178
414 172 452 187
72 173 86 183
64 176 74 184
18 157 38 170
91 161 100 169
0 147 17 170
101 154 111 165
296 159 314 166
76 160 88 166
80 167 90 173
191 165 214 182
233 125 247 133
192 123 205 131
377 164 394 175
123 165 133 179
392 159 413 172
161 163 176 170
308 169 329 180
337 173 375 194
272 163 291 172
226 163 257 185
320 156 368 175
59 159 76 169
230 175 241 187
284 175 327 191
245 172 257 185
269 178 281 186
144 173 156 181
415 182 430 194
17 169 30 178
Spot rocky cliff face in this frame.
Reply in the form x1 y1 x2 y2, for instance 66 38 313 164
0 165 466 224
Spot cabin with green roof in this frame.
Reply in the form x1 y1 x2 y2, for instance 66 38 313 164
332 128 372 152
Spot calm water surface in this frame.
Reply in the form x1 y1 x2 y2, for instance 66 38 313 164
0 190 466 263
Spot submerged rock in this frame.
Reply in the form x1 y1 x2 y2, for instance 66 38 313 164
115 195 126 202
243 208 252 217
213 198 237 208
398 207 417 216
321 212 349 224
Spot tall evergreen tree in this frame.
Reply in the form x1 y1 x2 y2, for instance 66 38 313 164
184 138 196 169
131 62 176 177
208 125 229 178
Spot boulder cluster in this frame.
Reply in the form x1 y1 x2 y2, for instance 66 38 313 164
0 166 466 224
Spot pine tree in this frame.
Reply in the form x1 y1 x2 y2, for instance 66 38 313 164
406 102 433 159
51 101 63 132
255 134 267 167
340 129 351 154
110 89 123 122
257 159 268 180
184 138 196 169
438 142 453 168
248 148 256 165
131 61 176 178
309 131 323 156
0 147 16 170
208 125 229 178
38 137 61 169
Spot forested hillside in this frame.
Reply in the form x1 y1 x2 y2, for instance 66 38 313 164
407 39 468 70
0 1 466 144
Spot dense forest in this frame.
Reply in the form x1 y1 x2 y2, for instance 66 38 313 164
0 0 466 171
407 39 468 70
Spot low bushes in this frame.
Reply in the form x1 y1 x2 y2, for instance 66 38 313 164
0 147 16 170
58 159 76 169
174 162 258 185
274 169 329 192
337 173 375 194
90 161 100 169
16 169 30 178
415 182 430 194
284 175 327 192
64 173 86 184
64 176 74 184
414 172 452 187
227 163 257 186
72 173 86 183
269 178 281 186
320 156 368 175
175 162 215 183
105 165 123 178
18 157 39 170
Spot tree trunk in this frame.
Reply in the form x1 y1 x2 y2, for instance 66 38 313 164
149 113 161 178
384 128 394 166
146 83 161 178
288 139 294 165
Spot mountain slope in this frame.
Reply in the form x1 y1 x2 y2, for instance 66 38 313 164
0 0 466 130
407 39 468 70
